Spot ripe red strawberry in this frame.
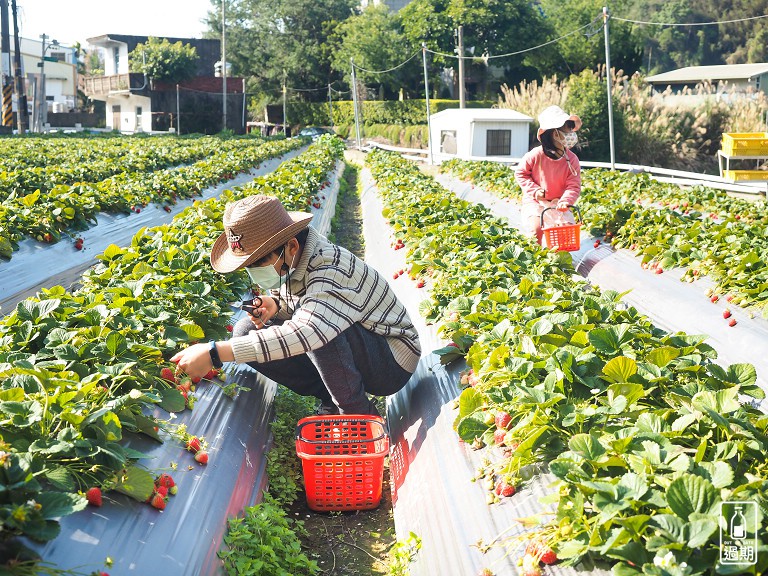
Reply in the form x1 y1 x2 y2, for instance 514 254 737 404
729 318 737 327
539 547 558 565
191 376 201 384
495 481 515 497
43 233 53 242
723 309 731 319
711 295 719 303
495 412 512 430
655 267 663 274
493 428 506 445
150 493 166 510
204 369 218 379
226 325 233 332
155 473 175 489
164 206 172 213
194 451 209 464
393 272 399 279
593 241 600 248
187 436 202 453
726 294 734 302
160 367 176 383
85 487 102 507
154 485 168 498
416 280 425 288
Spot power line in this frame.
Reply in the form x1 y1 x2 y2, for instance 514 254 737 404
425 16 603 61
613 13 768 27
351 49 420 75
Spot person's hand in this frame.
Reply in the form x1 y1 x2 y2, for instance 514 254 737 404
556 201 569 211
245 296 279 329
170 343 213 380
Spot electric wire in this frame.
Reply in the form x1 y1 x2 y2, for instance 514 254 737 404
613 13 768 27
351 49 421 75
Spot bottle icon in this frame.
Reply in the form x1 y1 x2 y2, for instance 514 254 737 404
730 506 746 539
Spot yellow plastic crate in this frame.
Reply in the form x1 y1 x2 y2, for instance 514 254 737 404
721 132 768 156
723 169 768 182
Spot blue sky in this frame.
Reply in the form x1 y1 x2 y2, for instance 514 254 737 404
17 0 214 48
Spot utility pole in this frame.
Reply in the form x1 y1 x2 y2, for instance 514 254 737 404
221 0 227 131
350 59 361 149
1 0 13 128
11 0 26 133
39 33 47 132
422 43 433 165
282 69 287 136
327 83 333 128
457 25 466 108
603 6 616 169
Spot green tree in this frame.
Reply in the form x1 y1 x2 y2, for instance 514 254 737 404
129 37 199 82
330 4 420 100
206 0 356 105
400 0 552 96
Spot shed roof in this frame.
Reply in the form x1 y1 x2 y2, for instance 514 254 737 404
430 107 533 122
646 63 768 84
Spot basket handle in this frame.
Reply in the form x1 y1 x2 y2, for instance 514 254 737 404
540 204 582 227
295 417 388 445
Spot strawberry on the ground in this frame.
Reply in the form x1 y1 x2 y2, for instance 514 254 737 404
723 309 732 319
155 473 175 489
729 318 737 327
85 487 102 507
150 493 167 510
495 412 512 430
194 451 209 464
495 481 515 497
187 436 202 453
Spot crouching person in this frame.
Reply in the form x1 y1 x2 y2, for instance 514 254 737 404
171 194 421 416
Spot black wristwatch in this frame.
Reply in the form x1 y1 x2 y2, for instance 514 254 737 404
208 340 223 369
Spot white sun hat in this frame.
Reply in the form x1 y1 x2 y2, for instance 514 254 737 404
536 105 582 141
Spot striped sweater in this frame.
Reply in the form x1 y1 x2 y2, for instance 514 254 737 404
230 227 422 372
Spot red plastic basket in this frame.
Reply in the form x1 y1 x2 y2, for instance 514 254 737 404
295 415 389 512
541 205 582 252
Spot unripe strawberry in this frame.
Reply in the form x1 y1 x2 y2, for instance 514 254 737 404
493 429 506 445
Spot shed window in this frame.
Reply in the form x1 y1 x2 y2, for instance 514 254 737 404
486 129 511 156
440 130 457 154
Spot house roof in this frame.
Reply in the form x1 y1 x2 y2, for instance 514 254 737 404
430 107 533 122
646 63 768 84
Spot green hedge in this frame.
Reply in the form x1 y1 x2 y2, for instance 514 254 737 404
288 99 495 128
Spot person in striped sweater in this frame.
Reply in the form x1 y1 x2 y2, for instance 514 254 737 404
171 194 421 416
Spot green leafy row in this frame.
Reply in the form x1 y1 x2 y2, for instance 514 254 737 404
369 149 768 576
0 136 302 260
0 136 343 554
441 159 768 315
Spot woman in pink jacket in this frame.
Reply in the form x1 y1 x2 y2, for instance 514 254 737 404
515 105 582 245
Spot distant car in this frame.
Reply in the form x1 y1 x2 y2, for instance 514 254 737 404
298 126 337 140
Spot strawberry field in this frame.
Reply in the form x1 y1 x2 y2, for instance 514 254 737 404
0 131 766 576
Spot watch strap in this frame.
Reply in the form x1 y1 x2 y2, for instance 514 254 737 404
208 340 223 369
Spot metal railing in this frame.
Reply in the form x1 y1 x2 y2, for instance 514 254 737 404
80 73 146 96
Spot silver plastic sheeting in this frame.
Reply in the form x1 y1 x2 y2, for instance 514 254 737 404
0 149 303 313
360 167 612 576
435 173 768 406
20 155 345 575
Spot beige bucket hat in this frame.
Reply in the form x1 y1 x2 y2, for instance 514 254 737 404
536 105 582 141
210 195 313 273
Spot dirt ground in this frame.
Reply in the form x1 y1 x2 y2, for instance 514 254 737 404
293 154 398 575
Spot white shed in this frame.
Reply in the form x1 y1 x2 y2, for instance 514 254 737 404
429 108 533 163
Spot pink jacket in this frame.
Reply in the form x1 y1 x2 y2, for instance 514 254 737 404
515 147 581 207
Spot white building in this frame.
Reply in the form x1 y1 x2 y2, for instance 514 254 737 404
646 63 768 106
11 37 78 114
429 108 533 163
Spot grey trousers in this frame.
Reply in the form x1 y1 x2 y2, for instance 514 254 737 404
232 318 413 415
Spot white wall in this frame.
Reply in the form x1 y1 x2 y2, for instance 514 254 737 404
470 121 530 158
431 116 531 161
106 94 151 132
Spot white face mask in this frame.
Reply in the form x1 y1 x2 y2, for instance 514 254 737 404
245 247 296 290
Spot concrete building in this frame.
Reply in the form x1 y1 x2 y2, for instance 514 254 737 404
646 63 768 105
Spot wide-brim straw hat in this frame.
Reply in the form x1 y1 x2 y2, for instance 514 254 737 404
536 105 582 141
210 195 313 273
